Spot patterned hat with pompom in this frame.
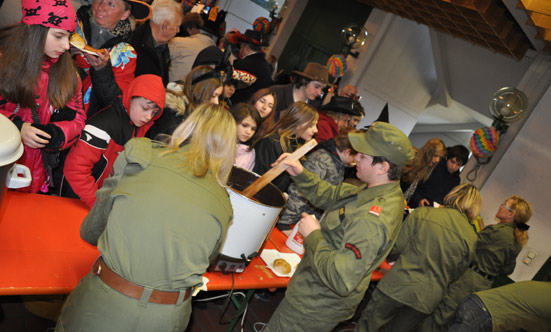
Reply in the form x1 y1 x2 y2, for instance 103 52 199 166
327 54 348 78
253 17 270 35
470 127 500 159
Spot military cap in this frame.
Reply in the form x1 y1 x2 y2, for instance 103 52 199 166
348 122 414 166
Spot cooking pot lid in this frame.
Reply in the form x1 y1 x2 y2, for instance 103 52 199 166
0 113 24 167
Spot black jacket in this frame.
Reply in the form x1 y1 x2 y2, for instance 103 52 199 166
253 134 302 193
130 22 171 86
231 52 273 104
409 159 461 207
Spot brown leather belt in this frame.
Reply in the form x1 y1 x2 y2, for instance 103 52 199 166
93 257 191 305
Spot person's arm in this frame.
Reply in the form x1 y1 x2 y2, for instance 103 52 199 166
291 168 360 210
304 216 389 296
80 140 131 245
387 209 417 261
0 100 51 148
108 43 137 95
408 183 426 207
277 155 361 210
87 44 136 109
64 123 111 208
89 61 123 107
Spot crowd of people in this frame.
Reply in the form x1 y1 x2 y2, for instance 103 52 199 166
0 0 547 331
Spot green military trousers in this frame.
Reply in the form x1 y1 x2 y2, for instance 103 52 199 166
355 288 428 332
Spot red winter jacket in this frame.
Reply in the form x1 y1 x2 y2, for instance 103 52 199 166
0 57 85 193
62 71 165 208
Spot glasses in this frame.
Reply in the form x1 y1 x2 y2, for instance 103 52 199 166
501 203 513 213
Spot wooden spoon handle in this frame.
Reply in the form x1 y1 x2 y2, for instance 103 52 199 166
242 139 317 198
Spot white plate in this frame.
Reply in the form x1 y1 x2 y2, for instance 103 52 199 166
260 249 301 278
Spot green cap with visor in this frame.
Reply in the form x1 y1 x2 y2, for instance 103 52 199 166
348 122 414 166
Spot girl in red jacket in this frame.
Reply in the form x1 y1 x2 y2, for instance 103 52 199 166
0 0 85 194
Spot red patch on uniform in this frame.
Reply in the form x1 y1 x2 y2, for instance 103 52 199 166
345 243 362 259
369 205 382 216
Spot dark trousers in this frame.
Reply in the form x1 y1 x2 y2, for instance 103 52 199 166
447 294 492 332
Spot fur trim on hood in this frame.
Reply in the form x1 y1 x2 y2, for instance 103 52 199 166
165 90 189 116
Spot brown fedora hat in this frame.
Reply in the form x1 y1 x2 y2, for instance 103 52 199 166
293 62 331 85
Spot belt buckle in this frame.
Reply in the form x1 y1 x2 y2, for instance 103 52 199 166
93 257 103 275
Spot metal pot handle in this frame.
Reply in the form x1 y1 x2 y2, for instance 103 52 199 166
6 163 32 189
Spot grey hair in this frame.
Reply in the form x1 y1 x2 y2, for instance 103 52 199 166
151 0 183 26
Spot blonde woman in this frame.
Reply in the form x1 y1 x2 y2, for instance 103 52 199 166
401 138 446 202
421 195 533 332
253 101 319 192
358 184 481 332
56 103 236 332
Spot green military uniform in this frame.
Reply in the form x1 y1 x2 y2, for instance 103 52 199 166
56 138 233 332
477 281 551 331
265 168 406 332
356 206 478 332
421 223 521 332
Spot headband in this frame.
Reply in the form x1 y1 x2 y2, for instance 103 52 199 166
191 70 222 85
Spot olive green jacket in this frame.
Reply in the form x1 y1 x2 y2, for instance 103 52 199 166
281 168 405 323
81 137 233 290
421 222 522 331
376 206 477 314
473 222 521 275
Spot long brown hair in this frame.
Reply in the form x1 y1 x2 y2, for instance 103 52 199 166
183 65 222 115
249 88 277 136
0 24 78 109
254 101 318 152
402 138 446 184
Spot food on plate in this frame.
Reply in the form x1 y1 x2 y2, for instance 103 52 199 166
70 34 103 55
273 258 292 275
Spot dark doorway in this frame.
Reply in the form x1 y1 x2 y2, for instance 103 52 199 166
278 0 372 75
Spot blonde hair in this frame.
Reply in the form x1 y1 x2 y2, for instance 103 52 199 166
509 195 533 246
165 103 236 187
403 138 446 183
255 101 318 152
443 184 481 222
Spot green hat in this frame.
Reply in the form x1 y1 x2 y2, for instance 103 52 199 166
348 122 414 166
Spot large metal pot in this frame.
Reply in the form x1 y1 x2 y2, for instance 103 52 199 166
213 166 285 273
0 114 32 204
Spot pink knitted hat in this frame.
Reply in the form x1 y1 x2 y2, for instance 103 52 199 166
21 0 77 33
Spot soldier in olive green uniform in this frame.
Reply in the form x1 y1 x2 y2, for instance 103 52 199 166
56 105 236 332
449 281 551 332
356 184 481 332
264 122 414 332
421 196 532 332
